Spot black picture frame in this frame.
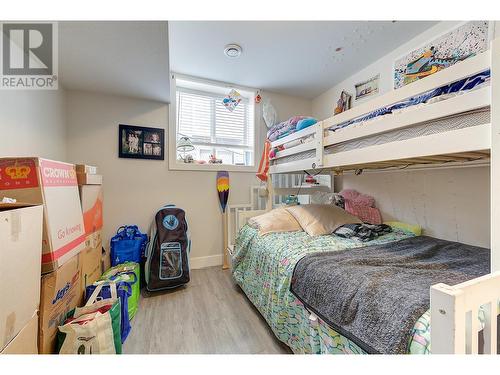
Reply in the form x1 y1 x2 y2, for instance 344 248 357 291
118 124 165 160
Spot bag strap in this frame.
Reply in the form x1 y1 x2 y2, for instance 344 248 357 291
116 226 127 235
117 225 143 239
109 270 138 285
86 281 118 306
118 281 133 297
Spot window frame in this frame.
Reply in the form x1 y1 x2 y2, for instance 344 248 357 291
169 73 260 172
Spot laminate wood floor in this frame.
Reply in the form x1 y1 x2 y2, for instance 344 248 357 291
123 266 292 354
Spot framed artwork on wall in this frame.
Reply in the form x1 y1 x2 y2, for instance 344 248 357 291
394 21 489 89
355 74 380 100
118 124 165 160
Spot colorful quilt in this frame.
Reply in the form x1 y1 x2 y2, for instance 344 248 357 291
232 225 433 354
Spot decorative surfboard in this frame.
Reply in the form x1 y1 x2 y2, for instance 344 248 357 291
216 171 230 269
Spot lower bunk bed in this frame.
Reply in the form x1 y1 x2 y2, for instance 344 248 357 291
231 223 493 354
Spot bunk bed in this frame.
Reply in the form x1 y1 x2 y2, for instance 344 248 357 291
269 52 491 175
227 42 500 355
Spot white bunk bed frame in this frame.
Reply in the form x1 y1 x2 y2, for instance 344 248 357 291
226 41 500 354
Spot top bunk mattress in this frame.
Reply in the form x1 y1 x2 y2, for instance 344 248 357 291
326 107 490 155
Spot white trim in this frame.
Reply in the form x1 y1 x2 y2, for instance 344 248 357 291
189 254 223 269
269 157 317 174
170 162 258 173
174 72 260 98
270 125 317 148
270 141 315 160
491 37 500 273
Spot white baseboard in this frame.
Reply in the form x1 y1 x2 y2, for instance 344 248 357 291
189 254 223 269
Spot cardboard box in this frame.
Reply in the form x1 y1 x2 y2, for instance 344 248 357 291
0 158 86 274
77 173 102 185
0 203 43 351
39 253 82 354
1 312 38 354
79 184 103 235
85 230 102 250
101 247 111 274
81 231 103 292
75 164 98 175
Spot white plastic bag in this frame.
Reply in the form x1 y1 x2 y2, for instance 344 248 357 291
58 283 119 354
262 99 278 129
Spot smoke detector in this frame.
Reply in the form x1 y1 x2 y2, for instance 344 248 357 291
224 44 242 58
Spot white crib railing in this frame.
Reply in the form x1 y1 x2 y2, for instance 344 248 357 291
431 271 500 354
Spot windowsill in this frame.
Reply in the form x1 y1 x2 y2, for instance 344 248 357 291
168 161 258 173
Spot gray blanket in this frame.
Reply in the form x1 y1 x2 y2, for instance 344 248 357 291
290 236 490 354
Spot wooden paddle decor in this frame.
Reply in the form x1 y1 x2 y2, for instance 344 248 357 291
216 171 230 269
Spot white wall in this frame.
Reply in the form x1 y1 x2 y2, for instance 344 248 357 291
0 89 67 160
66 89 311 268
313 21 492 248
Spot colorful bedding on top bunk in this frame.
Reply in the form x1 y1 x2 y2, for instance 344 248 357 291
231 224 435 354
267 116 318 142
329 69 490 133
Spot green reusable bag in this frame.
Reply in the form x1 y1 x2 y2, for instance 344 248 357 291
100 262 140 320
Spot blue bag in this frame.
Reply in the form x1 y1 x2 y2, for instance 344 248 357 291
110 225 148 266
85 281 133 343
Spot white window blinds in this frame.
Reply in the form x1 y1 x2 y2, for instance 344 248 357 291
176 90 212 143
176 88 253 148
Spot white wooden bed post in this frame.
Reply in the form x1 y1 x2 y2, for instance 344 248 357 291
491 37 500 273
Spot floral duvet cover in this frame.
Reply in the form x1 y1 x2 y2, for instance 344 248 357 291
231 225 431 354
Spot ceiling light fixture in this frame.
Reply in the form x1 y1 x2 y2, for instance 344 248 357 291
224 44 242 58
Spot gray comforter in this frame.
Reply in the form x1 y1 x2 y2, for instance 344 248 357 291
290 236 490 354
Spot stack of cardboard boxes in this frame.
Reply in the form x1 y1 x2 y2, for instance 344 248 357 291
0 202 43 354
77 164 105 292
0 158 104 354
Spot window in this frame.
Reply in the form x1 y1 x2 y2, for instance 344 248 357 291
170 75 257 171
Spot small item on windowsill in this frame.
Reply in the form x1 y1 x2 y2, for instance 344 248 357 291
1 197 17 203
285 195 299 206
209 154 222 164
194 160 207 165
305 175 318 185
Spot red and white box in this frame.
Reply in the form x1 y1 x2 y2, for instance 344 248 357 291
0 158 86 274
